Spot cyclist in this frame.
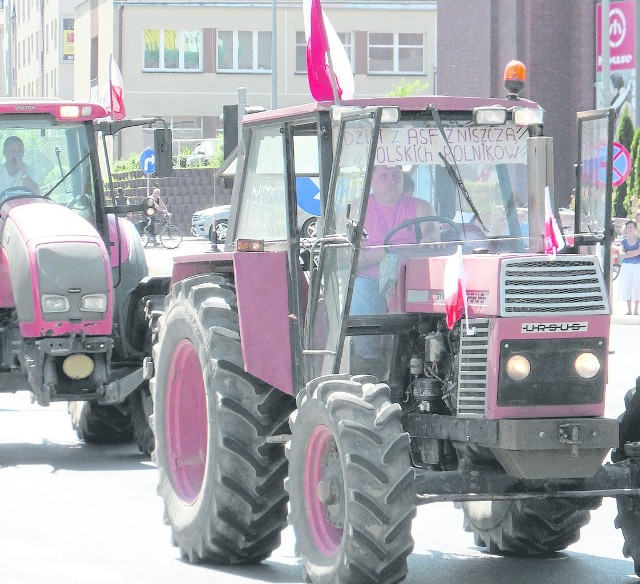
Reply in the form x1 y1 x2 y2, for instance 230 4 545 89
147 187 169 246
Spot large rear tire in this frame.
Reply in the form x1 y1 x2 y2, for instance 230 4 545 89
462 496 599 555
287 375 415 584
68 401 134 444
613 381 640 575
151 274 294 564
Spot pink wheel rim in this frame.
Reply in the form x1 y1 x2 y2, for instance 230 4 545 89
165 339 208 504
304 425 343 556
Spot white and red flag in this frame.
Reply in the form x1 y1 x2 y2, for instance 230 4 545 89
303 0 354 102
101 55 126 120
444 245 473 333
544 186 565 256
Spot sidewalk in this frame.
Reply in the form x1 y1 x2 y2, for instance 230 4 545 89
609 277 640 324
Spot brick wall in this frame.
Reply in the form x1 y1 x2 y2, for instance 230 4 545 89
110 167 232 233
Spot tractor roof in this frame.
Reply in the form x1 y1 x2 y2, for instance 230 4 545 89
241 95 542 125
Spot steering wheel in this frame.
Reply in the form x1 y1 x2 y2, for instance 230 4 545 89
0 186 39 206
65 193 92 211
383 215 461 246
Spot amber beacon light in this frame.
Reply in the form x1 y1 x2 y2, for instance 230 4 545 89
504 60 526 98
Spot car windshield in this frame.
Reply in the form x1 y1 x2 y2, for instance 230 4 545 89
0 119 98 223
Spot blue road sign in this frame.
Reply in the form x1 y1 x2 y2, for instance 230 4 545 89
296 176 321 216
140 148 156 175
611 142 631 187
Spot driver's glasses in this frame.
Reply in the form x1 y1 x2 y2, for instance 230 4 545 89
374 170 403 183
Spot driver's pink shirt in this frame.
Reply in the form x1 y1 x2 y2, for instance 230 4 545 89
360 194 419 278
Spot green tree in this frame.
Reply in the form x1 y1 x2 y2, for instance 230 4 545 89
614 110 634 217
627 127 640 215
386 78 429 97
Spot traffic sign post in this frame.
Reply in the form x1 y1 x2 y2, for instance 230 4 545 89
140 148 156 198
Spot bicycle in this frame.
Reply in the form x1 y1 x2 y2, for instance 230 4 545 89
141 213 183 249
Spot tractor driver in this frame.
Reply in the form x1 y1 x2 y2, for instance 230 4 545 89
350 164 440 373
0 136 39 195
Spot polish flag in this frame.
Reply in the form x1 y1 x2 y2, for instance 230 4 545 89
444 245 468 330
107 55 126 120
544 186 565 256
303 0 354 102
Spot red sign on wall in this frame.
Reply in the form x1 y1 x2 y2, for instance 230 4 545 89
596 0 635 72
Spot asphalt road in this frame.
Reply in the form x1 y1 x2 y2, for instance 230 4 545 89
1 240 639 583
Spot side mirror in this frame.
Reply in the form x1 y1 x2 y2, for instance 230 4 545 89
154 128 173 177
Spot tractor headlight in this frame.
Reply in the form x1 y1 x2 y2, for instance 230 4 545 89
505 354 531 381
80 294 107 312
42 294 70 313
574 352 600 379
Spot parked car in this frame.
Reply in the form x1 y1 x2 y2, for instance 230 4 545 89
186 140 217 167
191 204 318 244
191 204 230 242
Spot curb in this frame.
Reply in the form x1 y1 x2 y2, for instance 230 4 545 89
611 315 640 325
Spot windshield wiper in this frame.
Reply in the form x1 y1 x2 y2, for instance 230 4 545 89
43 152 91 200
427 104 487 232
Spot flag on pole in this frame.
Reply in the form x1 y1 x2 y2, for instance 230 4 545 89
303 0 354 102
544 186 565 256
444 245 472 332
108 55 126 120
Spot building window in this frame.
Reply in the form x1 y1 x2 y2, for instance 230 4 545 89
368 32 424 74
143 29 202 71
295 30 352 74
142 116 203 149
217 30 272 72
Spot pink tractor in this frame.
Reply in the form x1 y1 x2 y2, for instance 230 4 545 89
150 69 640 582
0 100 172 454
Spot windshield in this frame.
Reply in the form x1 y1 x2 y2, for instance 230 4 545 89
0 119 98 223
364 119 530 251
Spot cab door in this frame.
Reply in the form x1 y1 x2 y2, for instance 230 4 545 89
574 108 615 289
303 108 382 381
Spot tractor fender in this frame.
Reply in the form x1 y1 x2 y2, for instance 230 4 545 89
169 250 304 395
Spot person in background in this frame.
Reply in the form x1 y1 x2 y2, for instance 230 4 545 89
0 136 39 194
147 187 169 246
517 208 529 237
618 220 640 315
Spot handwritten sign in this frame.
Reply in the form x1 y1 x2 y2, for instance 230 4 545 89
342 124 529 166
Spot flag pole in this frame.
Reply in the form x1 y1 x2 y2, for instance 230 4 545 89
324 42 340 104
109 54 114 121
458 245 475 336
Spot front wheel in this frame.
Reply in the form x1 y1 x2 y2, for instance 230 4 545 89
462 496 599 555
152 274 294 564
287 375 415 584
127 385 155 456
213 220 228 244
613 382 640 575
160 223 182 249
301 217 318 239
68 401 134 444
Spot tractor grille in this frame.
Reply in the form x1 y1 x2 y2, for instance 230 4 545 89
456 319 489 417
500 258 609 316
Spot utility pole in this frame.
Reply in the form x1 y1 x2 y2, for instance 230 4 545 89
601 0 611 109
271 0 277 109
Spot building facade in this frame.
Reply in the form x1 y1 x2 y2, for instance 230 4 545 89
2 0 75 98
73 0 437 157
438 0 600 207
